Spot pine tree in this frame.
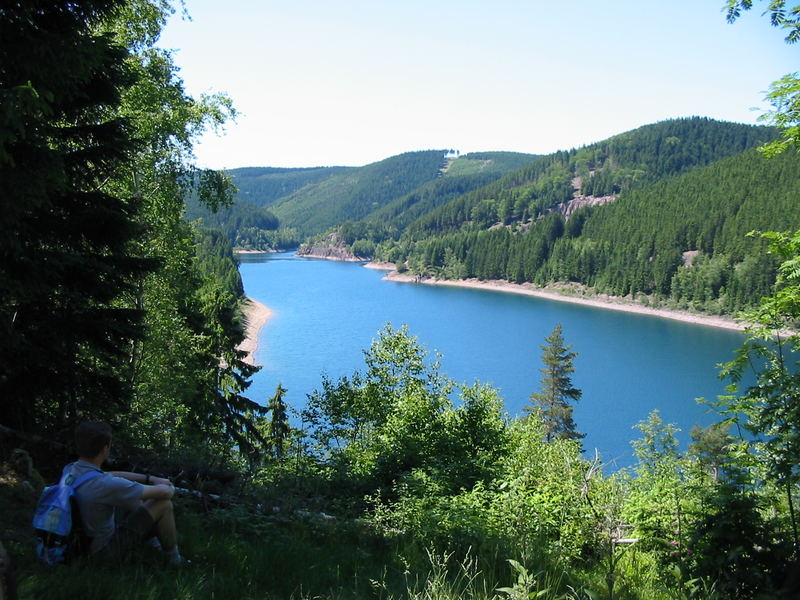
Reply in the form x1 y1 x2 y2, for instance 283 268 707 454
0 0 151 434
527 324 584 443
267 384 290 459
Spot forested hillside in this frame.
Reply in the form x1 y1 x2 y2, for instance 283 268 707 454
376 147 800 313
185 152 538 253
182 166 349 250
366 151 539 230
296 119 775 256
403 118 775 238
228 165 349 208
297 151 540 258
267 150 450 236
184 194 302 250
189 118 787 315
314 118 790 315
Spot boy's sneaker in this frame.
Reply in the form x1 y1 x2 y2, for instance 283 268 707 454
163 546 183 567
146 536 162 550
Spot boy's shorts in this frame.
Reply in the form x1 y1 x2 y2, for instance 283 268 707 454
100 506 156 560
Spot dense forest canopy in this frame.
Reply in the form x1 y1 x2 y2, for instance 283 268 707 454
378 147 800 314
211 151 540 249
0 0 267 459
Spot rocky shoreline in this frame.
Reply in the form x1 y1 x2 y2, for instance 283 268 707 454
297 251 364 262
297 232 365 262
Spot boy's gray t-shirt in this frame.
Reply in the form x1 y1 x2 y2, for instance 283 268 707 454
69 460 144 554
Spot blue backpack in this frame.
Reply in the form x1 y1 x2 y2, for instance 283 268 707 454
32 465 102 565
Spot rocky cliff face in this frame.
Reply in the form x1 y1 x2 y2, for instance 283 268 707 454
558 192 616 219
296 232 363 262
551 176 616 219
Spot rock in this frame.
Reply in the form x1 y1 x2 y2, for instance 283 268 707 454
296 233 363 262
0 449 44 503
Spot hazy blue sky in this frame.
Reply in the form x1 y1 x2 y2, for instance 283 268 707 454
159 1 796 168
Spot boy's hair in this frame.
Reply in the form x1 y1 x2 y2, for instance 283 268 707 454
75 421 112 459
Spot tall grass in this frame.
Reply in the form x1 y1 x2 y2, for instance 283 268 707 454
9 497 677 599
16 501 403 599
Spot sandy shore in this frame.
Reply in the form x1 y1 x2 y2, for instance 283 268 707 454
363 261 396 271
368 265 748 332
238 297 274 365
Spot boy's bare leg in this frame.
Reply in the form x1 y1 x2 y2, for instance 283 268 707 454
143 498 177 551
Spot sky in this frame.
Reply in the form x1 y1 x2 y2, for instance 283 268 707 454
158 0 797 169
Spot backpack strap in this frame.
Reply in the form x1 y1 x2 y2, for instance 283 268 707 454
67 469 102 555
59 463 103 490
70 470 102 490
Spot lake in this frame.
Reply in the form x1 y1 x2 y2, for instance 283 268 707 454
239 252 746 468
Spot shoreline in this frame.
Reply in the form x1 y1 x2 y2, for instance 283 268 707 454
297 251 364 262
238 297 274 365
367 265 747 332
363 261 396 271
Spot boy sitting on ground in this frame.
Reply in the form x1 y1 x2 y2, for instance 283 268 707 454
68 421 183 566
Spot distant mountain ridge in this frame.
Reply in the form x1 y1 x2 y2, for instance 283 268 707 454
360 118 797 314
266 150 448 235
221 150 538 244
404 117 776 238
196 117 797 314
229 166 350 208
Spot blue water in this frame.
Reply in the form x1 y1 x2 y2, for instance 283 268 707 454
239 252 746 468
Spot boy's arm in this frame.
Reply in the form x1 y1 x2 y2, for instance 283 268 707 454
108 471 175 499
108 471 173 486
140 483 175 500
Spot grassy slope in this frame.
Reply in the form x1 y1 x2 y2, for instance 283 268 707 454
444 152 539 177
228 166 351 210
9 500 607 600
12 503 403 600
269 150 449 236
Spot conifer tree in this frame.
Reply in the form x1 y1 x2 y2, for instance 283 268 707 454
267 384 290 459
527 324 585 443
0 0 151 434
